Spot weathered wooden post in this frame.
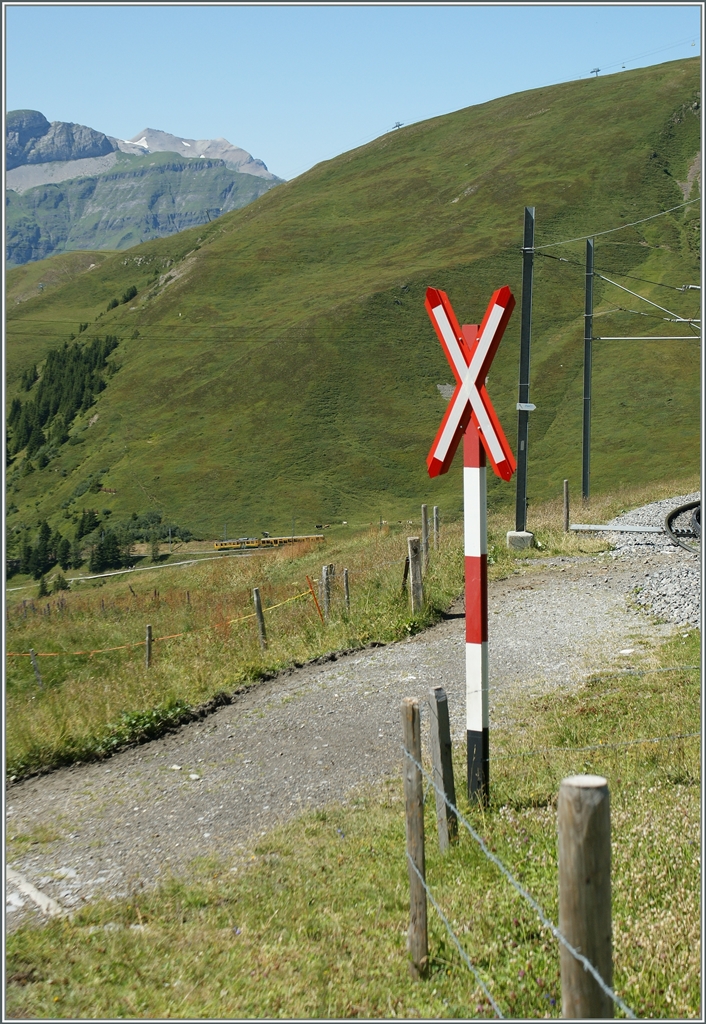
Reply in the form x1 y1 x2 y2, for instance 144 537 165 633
253 587 267 650
563 479 570 533
407 537 424 614
428 686 457 851
343 568 350 614
558 774 613 1019
145 624 152 668
401 696 428 977
320 565 331 622
433 505 440 551
421 504 429 570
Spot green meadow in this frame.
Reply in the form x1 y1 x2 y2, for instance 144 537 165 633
6 58 701 547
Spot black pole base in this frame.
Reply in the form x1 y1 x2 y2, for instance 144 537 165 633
467 728 489 806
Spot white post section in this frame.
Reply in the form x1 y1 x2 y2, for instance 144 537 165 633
464 425 489 803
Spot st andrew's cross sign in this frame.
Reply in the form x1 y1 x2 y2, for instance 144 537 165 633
425 286 517 803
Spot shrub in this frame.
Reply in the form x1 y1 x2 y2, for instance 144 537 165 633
52 572 69 593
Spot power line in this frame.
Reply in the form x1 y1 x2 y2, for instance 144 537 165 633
595 273 690 322
535 198 700 250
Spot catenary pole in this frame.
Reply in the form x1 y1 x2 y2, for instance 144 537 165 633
515 206 535 532
582 238 594 500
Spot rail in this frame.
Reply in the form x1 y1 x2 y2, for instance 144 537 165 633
664 499 701 553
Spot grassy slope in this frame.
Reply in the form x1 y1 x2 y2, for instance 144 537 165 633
6 59 700 542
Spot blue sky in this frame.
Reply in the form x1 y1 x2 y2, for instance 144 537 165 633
5 3 702 180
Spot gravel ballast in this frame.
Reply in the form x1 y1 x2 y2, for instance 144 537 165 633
606 492 701 628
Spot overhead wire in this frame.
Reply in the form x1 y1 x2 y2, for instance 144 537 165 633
534 198 700 249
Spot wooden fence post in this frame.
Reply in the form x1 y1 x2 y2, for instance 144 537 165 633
558 774 613 1019
428 686 457 852
343 568 350 614
29 649 43 688
253 587 267 650
145 624 152 668
401 696 428 977
401 556 410 592
421 504 429 570
407 537 424 614
563 479 570 533
320 565 331 622
433 505 440 551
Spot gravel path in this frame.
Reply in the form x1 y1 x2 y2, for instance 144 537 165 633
6 516 698 933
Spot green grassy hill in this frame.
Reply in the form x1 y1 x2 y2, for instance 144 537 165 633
6 59 701 548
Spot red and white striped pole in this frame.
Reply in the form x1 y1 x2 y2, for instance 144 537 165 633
464 422 489 802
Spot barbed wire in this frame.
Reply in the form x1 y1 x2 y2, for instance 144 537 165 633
493 730 700 760
6 589 312 658
405 854 504 1018
402 745 636 1019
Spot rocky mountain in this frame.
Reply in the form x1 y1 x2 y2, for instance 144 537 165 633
6 111 283 265
7 109 115 170
116 128 275 179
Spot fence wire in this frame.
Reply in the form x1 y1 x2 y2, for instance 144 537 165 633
493 730 700 760
402 745 637 1019
405 854 504 1019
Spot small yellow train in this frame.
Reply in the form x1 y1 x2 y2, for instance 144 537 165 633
214 533 324 551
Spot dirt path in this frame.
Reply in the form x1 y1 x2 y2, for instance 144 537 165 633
5 551 677 932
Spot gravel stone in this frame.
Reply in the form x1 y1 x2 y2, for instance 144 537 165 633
5 495 699 932
606 492 701 627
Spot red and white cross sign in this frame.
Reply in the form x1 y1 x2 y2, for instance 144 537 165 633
425 285 517 802
425 286 517 482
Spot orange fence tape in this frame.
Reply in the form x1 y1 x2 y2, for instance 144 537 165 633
7 589 312 658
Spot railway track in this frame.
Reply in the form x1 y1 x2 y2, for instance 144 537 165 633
664 499 701 554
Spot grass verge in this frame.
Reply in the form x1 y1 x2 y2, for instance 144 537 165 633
6 631 700 1019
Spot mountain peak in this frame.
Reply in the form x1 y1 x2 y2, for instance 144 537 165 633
121 127 277 179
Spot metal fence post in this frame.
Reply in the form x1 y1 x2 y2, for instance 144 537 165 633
421 504 429 570
145 624 152 668
401 696 428 977
558 774 613 1019
253 587 267 650
428 686 457 852
407 537 424 614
